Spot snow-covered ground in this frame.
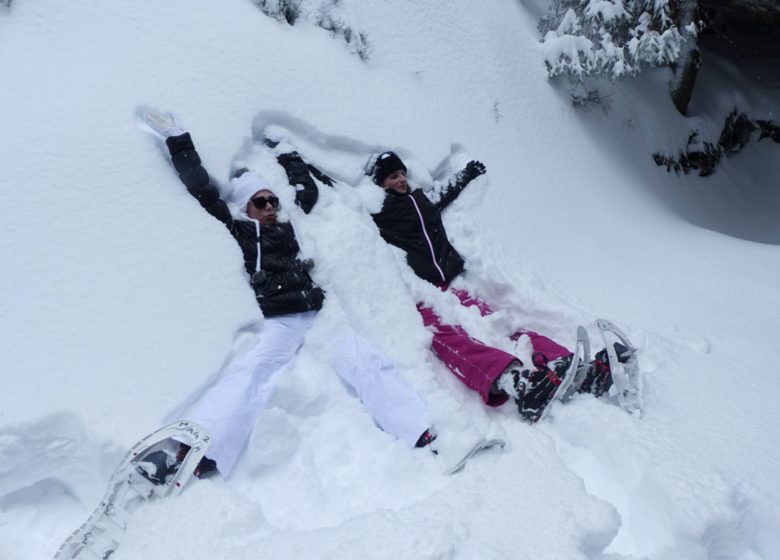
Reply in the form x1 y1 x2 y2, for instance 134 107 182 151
1 1 779 559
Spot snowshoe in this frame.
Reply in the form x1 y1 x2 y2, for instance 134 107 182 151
54 421 210 560
552 326 592 405
595 319 642 415
445 438 506 475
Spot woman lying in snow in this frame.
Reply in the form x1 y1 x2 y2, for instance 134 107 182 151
366 151 627 422
137 110 437 483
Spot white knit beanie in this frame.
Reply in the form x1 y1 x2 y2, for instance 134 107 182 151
230 171 272 210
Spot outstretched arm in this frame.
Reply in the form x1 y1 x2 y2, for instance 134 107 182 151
275 151 335 214
434 160 486 210
166 133 234 228
140 108 235 229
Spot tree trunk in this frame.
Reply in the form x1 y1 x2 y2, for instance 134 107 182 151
670 48 701 116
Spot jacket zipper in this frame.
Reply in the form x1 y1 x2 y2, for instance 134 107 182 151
249 217 262 273
408 194 446 283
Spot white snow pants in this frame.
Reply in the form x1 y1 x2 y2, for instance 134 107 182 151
330 329 431 449
175 313 430 477
178 311 316 477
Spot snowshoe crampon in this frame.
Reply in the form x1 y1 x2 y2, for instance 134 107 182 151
53 421 210 560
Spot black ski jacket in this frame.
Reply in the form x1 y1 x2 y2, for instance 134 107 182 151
166 133 324 317
370 172 475 285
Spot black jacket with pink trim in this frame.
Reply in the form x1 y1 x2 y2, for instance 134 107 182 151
370 186 467 285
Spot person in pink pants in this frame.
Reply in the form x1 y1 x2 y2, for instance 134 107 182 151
368 151 611 421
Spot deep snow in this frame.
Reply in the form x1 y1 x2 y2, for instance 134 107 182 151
1 1 779 559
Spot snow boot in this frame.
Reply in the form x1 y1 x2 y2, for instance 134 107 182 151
415 429 439 455
578 342 632 397
515 353 573 422
193 456 218 479
176 443 218 479
136 448 179 485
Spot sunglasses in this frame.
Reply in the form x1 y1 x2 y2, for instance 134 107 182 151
251 195 280 209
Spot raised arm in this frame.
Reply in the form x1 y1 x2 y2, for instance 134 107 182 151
434 160 486 210
165 133 234 228
140 108 237 231
275 150 335 214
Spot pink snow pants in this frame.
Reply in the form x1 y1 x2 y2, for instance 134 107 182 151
417 289 571 407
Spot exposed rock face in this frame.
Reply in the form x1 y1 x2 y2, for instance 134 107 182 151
666 0 780 114
697 0 780 91
699 0 780 27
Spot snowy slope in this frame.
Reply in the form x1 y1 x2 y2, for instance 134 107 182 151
1 1 779 559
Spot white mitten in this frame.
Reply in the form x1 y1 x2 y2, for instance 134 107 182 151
139 107 185 138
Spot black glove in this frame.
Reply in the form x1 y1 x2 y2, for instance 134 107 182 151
308 287 325 310
462 160 486 183
301 258 315 272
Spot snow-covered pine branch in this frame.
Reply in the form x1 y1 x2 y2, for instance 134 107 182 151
539 0 698 80
253 0 371 60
